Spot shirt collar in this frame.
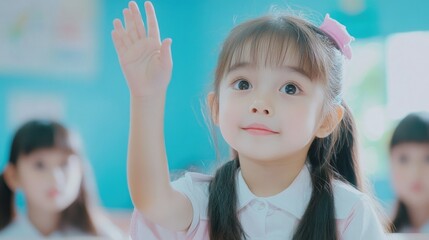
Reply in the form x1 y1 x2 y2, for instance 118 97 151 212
4 213 43 237
10 213 76 237
237 164 313 219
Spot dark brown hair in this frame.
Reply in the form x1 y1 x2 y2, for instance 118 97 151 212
207 14 364 240
0 120 97 234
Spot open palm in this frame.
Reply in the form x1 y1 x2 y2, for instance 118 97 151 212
112 1 172 97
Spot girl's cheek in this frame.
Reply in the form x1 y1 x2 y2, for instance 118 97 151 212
423 172 429 192
65 156 83 195
392 168 408 192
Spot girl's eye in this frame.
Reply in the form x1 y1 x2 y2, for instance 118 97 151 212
232 79 252 90
34 160 45 170
280 83 300 95
399 155 408 165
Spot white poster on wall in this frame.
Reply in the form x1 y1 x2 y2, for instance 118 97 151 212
0 0 98 77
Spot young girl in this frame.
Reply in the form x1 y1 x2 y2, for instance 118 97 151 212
112 1 387 239
390 112 429 233
0 120 123 238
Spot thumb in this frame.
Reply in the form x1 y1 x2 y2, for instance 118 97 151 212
160 38 173 68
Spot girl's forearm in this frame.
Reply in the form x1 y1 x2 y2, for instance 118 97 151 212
127 94 172 211
113 2 192 231
127 94 194 231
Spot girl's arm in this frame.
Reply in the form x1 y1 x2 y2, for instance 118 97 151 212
111 1 192 231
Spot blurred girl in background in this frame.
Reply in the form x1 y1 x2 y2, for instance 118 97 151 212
0 120 123 238
390 112 429 233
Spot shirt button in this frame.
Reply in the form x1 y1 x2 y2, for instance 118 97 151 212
256 201 266 210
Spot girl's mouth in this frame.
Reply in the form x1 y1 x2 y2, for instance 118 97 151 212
47 189 60 198
242 123 279 135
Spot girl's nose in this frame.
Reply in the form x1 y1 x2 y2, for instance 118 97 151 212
49 167 66 186
249 100 273 116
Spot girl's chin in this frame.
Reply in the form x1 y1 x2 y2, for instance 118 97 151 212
38 200 71 211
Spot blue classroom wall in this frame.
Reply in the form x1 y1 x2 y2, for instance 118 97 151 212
0 0 428 209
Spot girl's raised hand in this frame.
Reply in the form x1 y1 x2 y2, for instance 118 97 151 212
112 1 172 97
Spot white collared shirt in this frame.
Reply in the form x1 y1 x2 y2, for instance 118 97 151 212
130 165 387 239
0 212 125 239
0 213 87 239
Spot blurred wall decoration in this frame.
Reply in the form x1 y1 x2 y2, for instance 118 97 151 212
0 0 98 77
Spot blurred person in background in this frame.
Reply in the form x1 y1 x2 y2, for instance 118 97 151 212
0 120 124 239
390 112 429 233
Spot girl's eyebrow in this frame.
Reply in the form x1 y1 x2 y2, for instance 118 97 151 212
227 62 311 80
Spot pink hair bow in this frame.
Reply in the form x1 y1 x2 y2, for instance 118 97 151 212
319 14 354 59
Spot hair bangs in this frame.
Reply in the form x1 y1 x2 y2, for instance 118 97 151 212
12 121 75 162
219 16 328 82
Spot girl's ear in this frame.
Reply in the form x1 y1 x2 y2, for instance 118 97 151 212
315 105 344 138
207 92 219 125
3 164 20 191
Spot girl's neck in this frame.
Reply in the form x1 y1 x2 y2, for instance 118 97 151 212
27 202 61 236
239 153 307 197
406 203 429 231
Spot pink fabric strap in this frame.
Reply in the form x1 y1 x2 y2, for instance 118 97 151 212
319 14 354 59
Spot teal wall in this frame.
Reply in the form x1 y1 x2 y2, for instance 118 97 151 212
1 0 428 209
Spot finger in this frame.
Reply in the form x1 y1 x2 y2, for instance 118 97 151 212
123 8 139 43
113 18 132 47
160 38 172 68
111 30 127 54
129 1 146 38
144 1 161 42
